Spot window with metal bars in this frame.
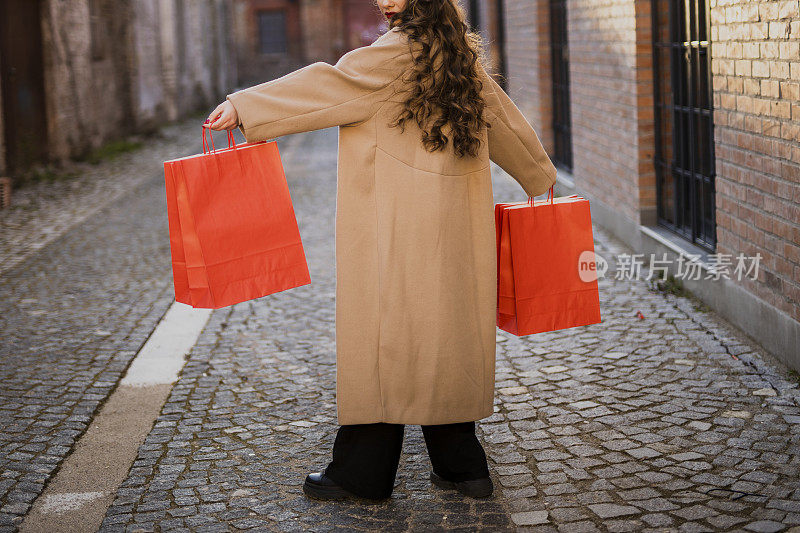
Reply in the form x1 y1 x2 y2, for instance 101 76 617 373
258 10 288 54
550 0 572 171
652 0 716 251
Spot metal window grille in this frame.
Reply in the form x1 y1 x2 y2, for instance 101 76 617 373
550 0 573 171
258 10 287 54
652 0 716 251
468 0 481 31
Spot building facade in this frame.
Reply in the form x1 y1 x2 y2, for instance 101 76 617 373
474 0 799 370
231 0 387 86
0 0 236 182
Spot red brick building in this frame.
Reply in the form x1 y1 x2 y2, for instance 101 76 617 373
231 0 388 85
474 0 799 370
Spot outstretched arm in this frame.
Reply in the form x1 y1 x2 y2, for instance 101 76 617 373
479 65 557 198
222 30 413 142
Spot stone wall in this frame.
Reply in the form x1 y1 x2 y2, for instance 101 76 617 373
568 0 650 223
134 0 236 126
498 0 654 222
40 0 132 162
0 0 236 171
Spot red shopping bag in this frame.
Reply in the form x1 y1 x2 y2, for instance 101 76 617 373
163 128 311 308
495 187 601 335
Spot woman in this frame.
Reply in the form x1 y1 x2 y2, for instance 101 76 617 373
206 0 556 502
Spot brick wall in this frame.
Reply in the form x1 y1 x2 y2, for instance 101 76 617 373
233 0 322 86
710 0 800 322
301 0 342 63
502 0 554 153
232 0 388 88
503 0 654 220
634 0 657 225
568 0 648 222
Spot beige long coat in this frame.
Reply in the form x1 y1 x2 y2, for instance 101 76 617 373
227 26 556 425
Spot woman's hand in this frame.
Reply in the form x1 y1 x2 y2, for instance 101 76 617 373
205 100 239 131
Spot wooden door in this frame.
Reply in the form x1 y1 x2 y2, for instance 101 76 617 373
0 0 48 178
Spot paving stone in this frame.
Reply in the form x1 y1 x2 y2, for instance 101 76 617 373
721 410 753 419
557 520 600 532
668 452 705 461
570 401 600 409
498 386 529 395
540 366 570 374
587 503 640 518
616 488 660 500
744 520 787 533
511 511 549 526
706 514 748 528
641 512 673 527
752 388 777 396
542 483 578 496
604 518 643 531
629 498 680 512
499 474 534 488
549 506 589 522
669 504 718 521
625 447 662 459
686 420 713 431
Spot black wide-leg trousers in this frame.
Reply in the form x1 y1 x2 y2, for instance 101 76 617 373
323 421 491 500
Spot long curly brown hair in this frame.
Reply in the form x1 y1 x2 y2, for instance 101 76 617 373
386 0 492 158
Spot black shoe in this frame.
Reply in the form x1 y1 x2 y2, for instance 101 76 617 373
303 471 357 500
303 471 390 502
430 470 494 498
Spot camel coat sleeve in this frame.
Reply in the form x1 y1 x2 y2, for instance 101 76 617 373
478 65 558 198
225 36 410 142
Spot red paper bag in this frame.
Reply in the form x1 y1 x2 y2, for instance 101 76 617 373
163 129 311 309
495 188 601 335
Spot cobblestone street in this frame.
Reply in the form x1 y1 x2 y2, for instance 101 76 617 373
0 119 202 531
2 124 799 532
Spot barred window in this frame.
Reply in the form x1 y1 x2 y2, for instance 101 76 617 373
258 10 287 54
